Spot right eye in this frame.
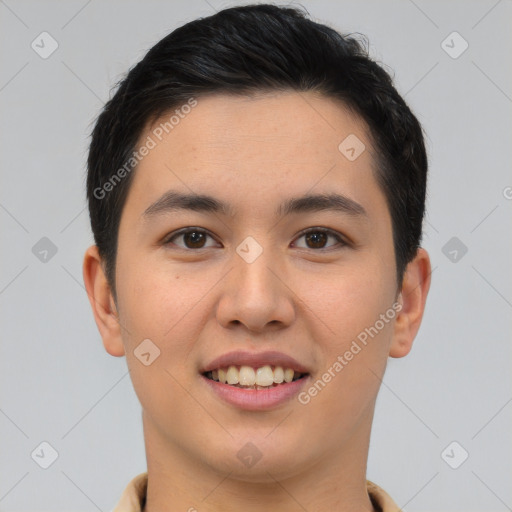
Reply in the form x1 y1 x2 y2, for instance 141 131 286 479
163 228 220 250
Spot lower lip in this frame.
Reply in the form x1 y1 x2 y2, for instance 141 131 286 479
201 374 310 411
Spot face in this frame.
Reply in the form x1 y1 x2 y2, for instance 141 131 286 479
88 91 425 483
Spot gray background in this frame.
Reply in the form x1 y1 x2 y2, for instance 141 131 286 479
1 0 511 510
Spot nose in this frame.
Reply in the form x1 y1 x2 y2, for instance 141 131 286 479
215 241 295 334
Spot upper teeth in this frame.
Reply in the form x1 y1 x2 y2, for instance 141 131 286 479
209 365 300 387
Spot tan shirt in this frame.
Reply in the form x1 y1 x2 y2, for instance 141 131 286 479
112 472 401 512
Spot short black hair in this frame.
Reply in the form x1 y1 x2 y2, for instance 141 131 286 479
87 2 428 298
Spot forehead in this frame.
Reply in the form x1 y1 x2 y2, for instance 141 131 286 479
152 91 369 157
124 91 385 220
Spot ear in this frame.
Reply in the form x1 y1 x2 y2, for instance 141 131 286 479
82 245 125 357
389 248 431 358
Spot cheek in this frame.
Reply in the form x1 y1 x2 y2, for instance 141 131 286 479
116 255 199 340
302 259 395 345
115 264 202 423
295 257 396 405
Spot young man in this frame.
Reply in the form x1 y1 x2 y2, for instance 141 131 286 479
83 4 431 511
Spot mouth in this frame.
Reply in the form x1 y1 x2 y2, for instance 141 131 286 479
200 351 311 410
203 365 308 389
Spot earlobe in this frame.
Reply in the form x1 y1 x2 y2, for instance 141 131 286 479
82 245 125 357
389 248 431 358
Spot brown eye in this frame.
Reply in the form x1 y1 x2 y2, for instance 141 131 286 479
165 228 218 249
293 228 346 250
182 231 207 248
305 231 328 249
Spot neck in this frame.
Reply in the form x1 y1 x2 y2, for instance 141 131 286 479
142 410 376 512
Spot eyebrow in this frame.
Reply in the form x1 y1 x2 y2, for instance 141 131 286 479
142 190 367 220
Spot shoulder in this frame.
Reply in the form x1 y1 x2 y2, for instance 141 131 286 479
366 480 402 512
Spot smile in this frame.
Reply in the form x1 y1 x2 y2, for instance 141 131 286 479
203 365 307 389
201 369 310 410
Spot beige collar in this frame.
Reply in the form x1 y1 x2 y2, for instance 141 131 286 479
112 472 401 512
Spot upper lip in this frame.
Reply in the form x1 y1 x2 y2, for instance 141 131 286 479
201 350 310 374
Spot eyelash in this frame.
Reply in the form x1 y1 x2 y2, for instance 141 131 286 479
163 227 348 251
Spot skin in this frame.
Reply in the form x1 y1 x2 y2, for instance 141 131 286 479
83 90 431 512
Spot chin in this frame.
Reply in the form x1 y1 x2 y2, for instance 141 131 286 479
200 430 311 482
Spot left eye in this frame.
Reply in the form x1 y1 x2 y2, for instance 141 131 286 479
292 228 346 250
164 228 345 250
